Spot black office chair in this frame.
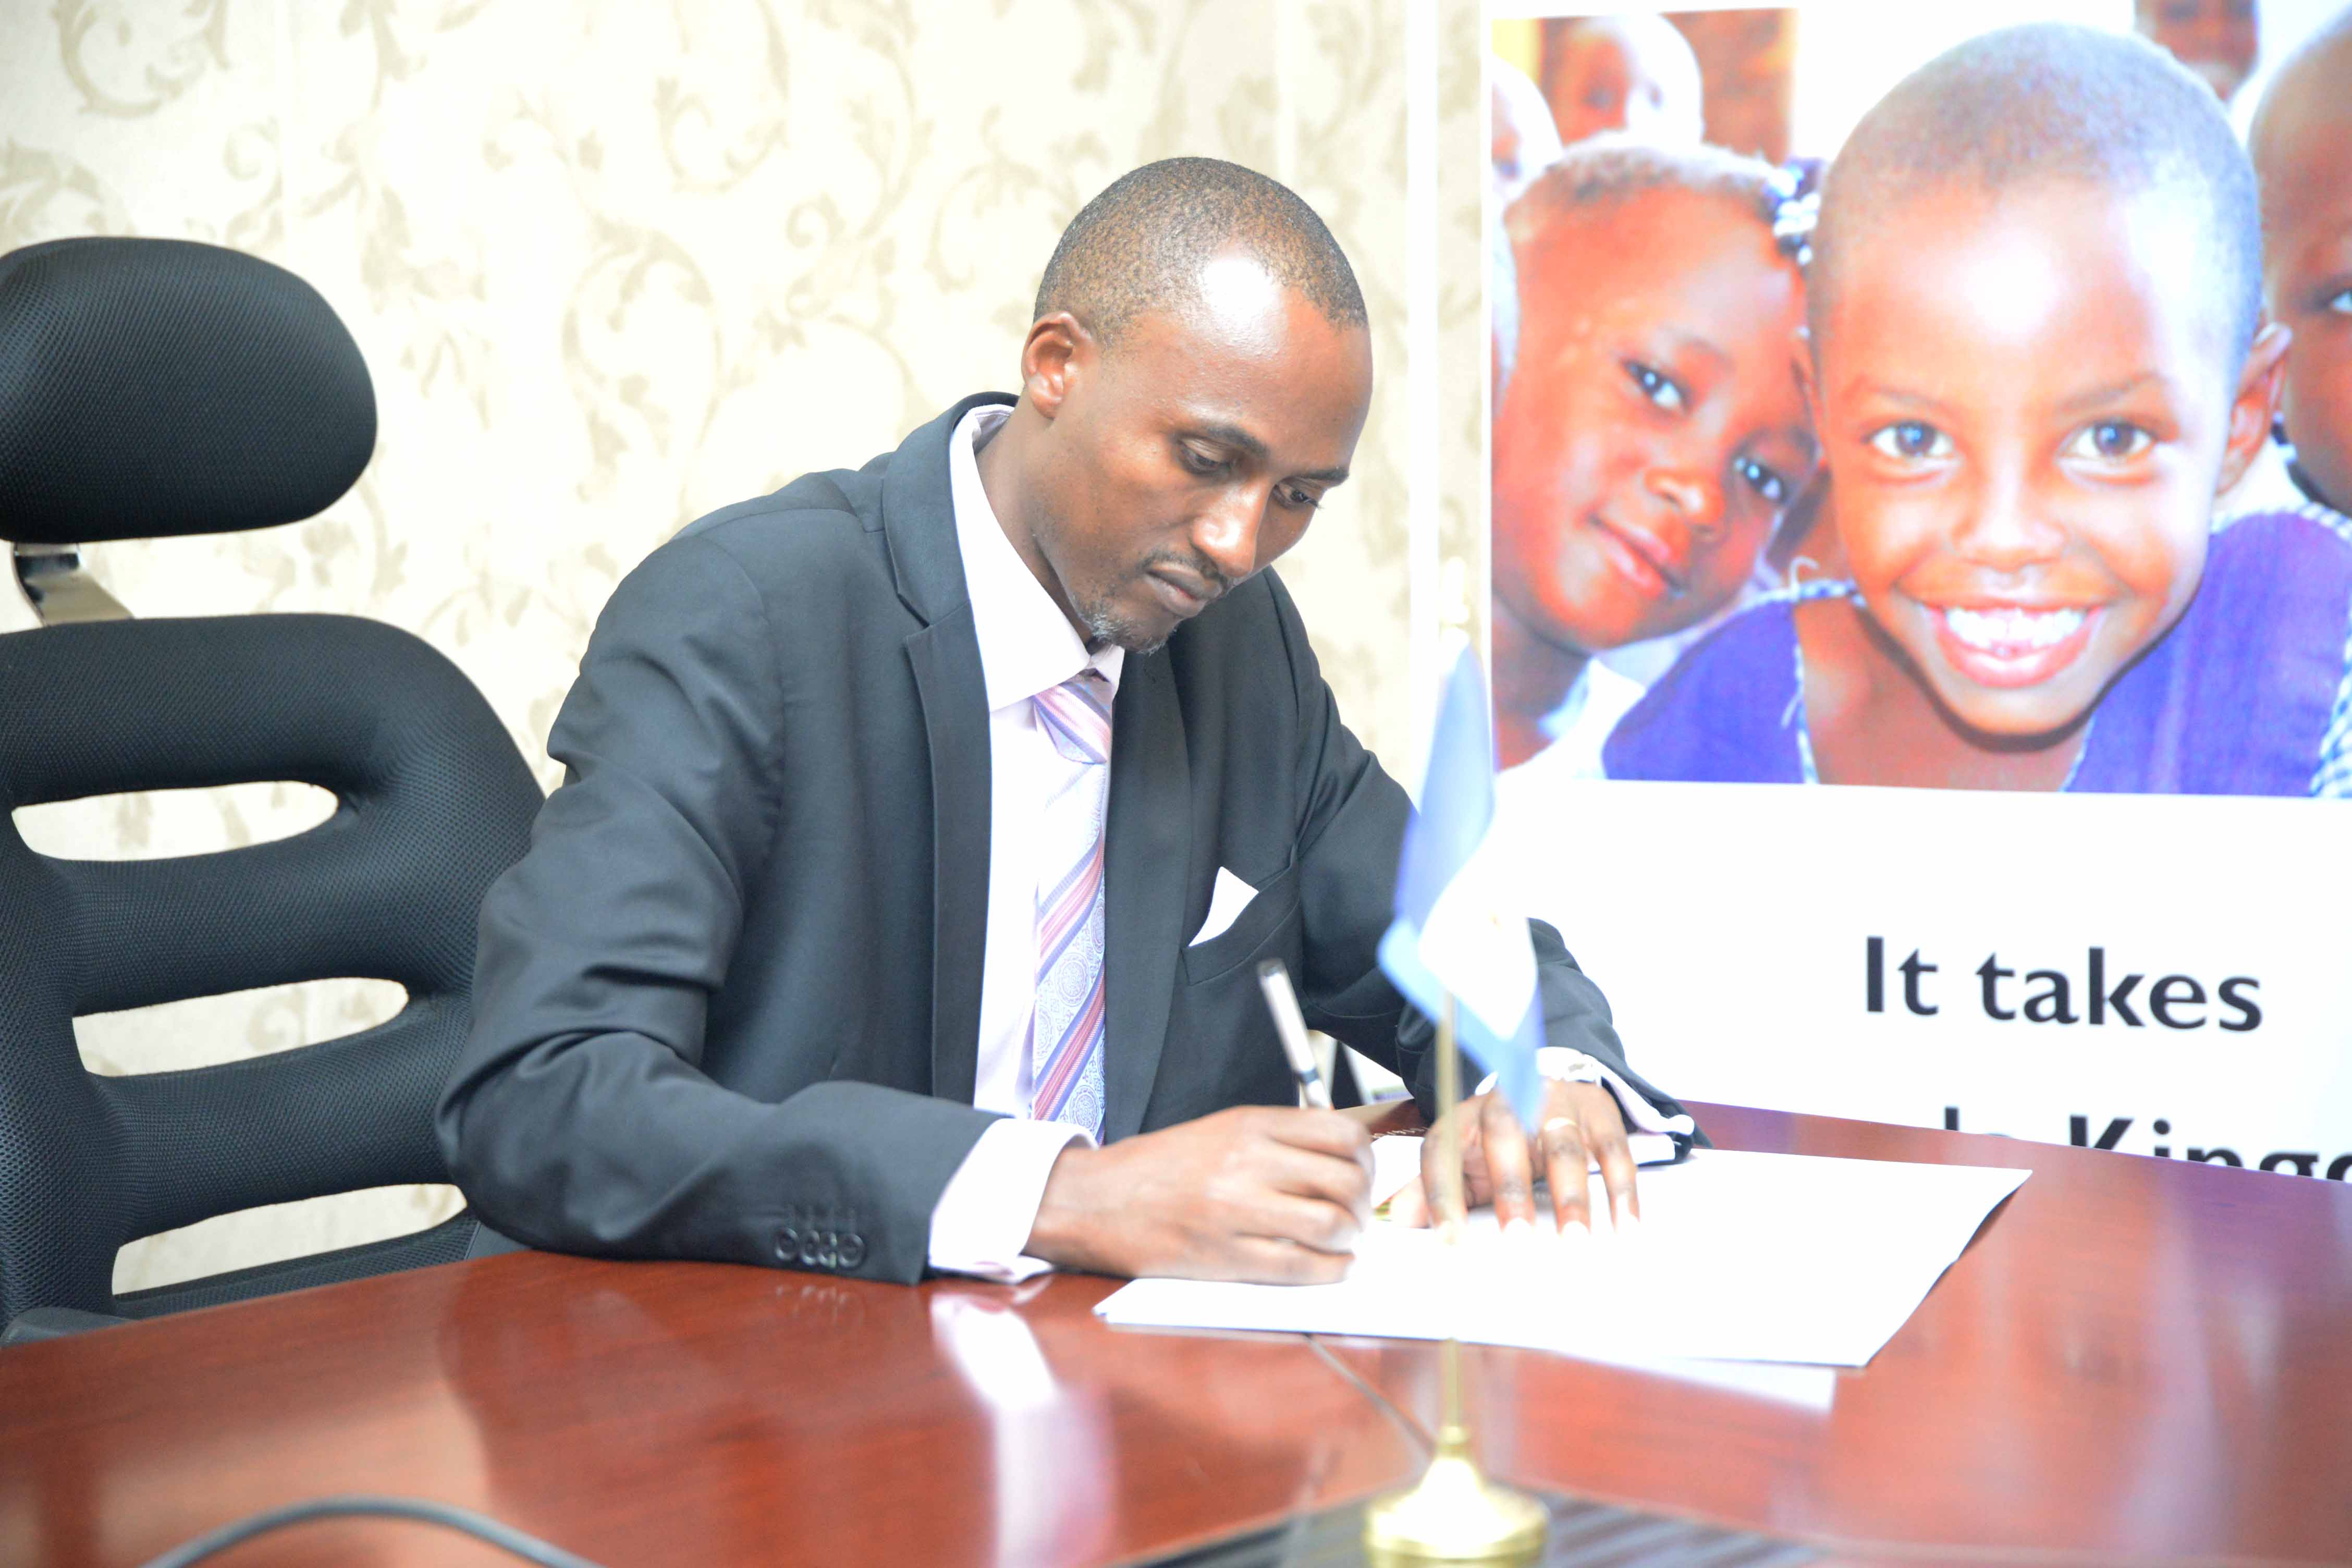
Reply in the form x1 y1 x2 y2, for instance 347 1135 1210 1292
0 238 544 1342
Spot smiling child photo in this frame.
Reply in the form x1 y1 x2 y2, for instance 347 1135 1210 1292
1601 22 2352 796
1487 9 1818 782
1490 137 1816 777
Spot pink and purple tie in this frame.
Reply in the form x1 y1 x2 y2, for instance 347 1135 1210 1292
1030 669 1112 1137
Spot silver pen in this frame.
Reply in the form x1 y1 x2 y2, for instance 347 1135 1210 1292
1256 959 1333 1111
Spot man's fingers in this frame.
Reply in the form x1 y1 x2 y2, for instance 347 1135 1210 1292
1540 1112 1592 1233
1258 1106 1375 1178
1480 1090 1538 1230
1238 1191 1364 1256
1229 1235 1355 1285
1417 1101 1489 1217
1257 1138 1373 1227
1574 1082 1640 1229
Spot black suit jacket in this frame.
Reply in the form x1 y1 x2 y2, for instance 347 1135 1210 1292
438 393 1683 1283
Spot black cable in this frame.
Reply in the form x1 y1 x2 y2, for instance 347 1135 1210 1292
136 1494 608 1568
1307 1333 1431 1457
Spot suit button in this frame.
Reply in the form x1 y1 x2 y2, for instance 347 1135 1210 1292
837 1233 866 1270
775 1227 800 1264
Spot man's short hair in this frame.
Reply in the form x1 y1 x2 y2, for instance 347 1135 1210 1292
1495 136 1784 400
1810 23 2261 368
1034 157 1366 346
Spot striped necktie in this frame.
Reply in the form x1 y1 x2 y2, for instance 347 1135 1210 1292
1030 668 1112 1137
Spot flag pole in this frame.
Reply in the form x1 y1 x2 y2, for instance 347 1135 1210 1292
1363 994 1548 1563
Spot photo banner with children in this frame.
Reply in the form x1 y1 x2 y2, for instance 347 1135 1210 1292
1485 2 2352 1177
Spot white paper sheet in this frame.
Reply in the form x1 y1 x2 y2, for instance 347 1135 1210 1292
1370 1134 1424 1207
1096 1148 2028 1368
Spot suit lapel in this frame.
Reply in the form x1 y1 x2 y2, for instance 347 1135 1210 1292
882 395 1012 1108
882 394 1014 623
881 390 1191 1126
1101 651 1190 1141
906 606 990 1106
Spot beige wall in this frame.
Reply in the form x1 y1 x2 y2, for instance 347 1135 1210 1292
2 0 1482 1292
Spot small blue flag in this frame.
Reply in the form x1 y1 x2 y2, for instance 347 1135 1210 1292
1377 646 1547 1130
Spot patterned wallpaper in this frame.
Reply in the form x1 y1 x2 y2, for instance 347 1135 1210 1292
1 0 1480 1292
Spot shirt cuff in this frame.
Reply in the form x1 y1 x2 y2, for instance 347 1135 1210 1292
1477 1047 1698 1139
927 1117 1094 1282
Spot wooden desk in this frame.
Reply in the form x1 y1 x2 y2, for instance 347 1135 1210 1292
3 1105 2348 1566
0 1252 1418 1566
1331 1102 2352 1565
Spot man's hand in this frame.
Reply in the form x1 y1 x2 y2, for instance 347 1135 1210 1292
1388 1079 1637 1235
1024 1106 1373 1283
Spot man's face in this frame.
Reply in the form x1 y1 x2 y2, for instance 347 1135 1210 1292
1545 21 1704 148
1815 181 2256 738
2138 0 2260 102
1024 256 1373 654
1491 186 1814 655
2258 87 2352 512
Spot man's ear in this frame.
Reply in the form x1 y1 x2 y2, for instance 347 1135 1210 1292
1021 311 1093 420
2218 320 2292 496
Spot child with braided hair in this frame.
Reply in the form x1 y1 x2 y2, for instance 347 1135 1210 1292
1492 137 1818 778
1607 24 2352 797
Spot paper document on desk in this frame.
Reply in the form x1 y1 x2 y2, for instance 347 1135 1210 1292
1097 1148 2028 1368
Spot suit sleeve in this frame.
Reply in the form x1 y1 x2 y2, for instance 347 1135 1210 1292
436 535 996 1282
1263 577 1688 1129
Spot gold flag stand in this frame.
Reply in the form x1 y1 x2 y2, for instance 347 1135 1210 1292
1363 996 1549 1563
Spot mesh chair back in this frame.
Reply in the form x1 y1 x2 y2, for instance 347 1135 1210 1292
0 237 375 544
0 616 541 1321
0 237 543 1325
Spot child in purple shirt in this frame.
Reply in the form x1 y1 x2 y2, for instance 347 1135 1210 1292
1605 24 2352 797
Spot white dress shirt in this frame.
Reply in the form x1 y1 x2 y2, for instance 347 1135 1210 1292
923 404 1682 1278
925 404 1122 1281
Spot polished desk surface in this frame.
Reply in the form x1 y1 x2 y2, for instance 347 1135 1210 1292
4 1103 2350 1567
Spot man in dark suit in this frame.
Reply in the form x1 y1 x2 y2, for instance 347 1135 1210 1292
439 158 1688 1287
